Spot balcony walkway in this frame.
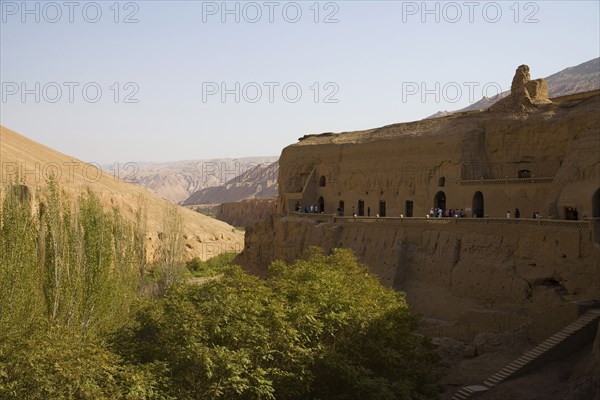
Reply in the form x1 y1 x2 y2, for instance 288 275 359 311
287 212 593 230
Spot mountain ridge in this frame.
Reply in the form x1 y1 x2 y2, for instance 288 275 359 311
0 125 244 261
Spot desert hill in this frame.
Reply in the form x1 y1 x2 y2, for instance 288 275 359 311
429 57 600 118
182 161 279 206
107 156 278 203
0 125 244 260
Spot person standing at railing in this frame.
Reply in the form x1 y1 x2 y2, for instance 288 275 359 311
507 210 511 218
573 209 579 220
515 208 521 218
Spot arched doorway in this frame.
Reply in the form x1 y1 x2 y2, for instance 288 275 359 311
593 188 600 218
319 175 326 187
434 191 446 211
405 200 414 217
472 191 484 218
358 200 365 216
318 197 325 213
378 201 386 217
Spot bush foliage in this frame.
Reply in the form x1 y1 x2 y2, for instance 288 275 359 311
0 181 439 399
121 248 440 400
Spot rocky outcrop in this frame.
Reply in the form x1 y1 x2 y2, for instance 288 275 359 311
564 322 600 400
216 198 276 228
237 217 599 322
489 65 551 112
428 58 600 118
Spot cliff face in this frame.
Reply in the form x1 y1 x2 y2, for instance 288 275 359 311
216 198 276 228
274 91 599 221
237 68 600 324
239 217 599 321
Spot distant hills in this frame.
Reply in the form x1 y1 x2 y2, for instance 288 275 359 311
1 126 244 260
428 57 600 119
182 161 279 206
106 157 278 203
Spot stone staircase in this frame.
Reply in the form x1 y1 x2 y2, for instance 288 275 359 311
450 307 600 400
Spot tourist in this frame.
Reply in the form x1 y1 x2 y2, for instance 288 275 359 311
429 208 434 218
438 208 442 218
515 208 521 218
573 208 579 220
532 211 537 219
506 210 511 218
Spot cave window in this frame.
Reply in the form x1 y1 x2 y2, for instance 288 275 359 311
319 175 326 187
438 177 445 187
518 169 531 179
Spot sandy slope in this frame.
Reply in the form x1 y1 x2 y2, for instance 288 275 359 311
0 125 244 261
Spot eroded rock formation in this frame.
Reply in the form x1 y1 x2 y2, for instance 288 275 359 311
216 198 276 228
490 65 551 112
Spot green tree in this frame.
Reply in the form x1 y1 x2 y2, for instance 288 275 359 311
0 184 43 337
0 327 170 400
121 248 440 400
156 203 185 294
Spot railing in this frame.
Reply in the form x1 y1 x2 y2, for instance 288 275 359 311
287 212 592 230
459 177 554 185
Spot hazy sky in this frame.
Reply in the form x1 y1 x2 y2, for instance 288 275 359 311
1 0 599 163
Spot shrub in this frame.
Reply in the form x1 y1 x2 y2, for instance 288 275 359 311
121 248 440 399
0 327 172 400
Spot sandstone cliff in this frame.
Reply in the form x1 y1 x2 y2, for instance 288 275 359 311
216 198 276 228
237 67 600 328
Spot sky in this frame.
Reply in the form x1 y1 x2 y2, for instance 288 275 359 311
1 0 599 163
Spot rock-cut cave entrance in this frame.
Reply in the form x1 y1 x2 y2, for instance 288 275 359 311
318 197 325 213
472 191 484 218
434 191 446 211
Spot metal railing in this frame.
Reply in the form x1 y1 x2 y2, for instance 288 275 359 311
287 212 592 230
459 177 554 185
